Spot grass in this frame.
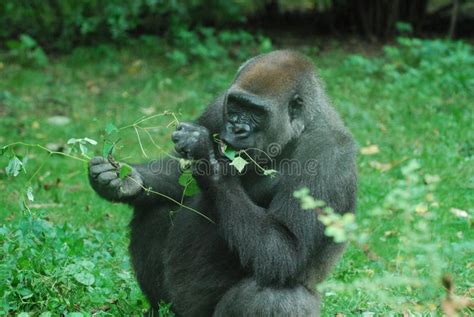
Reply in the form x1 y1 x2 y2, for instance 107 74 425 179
0 38 473 316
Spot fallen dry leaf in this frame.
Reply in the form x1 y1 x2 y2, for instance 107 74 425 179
425 174 441 184
360 144 380 155
369 160 392 172
384 230 396 237
127 59 144 74
415 203 428 215
141 107 155 115
47 116 71 126
450 208 470 219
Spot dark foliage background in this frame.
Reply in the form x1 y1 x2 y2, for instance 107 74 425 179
1 0 473 52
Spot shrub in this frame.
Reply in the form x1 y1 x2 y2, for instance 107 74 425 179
0 213 146 315
0 1 253 52
344 37 474 97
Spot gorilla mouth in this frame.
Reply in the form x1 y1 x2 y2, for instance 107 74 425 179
217 135 241 155
216 137 248 162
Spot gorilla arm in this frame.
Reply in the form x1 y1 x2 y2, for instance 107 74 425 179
203 136 357 287
209 175 324 286
170 122 355 288
89 94 227 207
88 156 184 207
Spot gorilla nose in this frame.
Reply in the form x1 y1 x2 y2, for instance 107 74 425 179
233 124 251 138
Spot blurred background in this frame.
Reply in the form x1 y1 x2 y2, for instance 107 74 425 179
0 1 473 316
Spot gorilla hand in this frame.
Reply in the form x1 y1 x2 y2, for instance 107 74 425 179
89 156 144 202
171 122 215 161
172 122 224 189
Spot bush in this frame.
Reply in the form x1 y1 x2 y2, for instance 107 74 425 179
5 34 48 67
0 1 253 52
344 37 474 97
0 213 147 315
317 160 473 314
166 27 272 66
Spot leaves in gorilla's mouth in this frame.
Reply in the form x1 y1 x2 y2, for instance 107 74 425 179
213 134 248 172
222 143 249 173
213 134 276 175
219 140 231 158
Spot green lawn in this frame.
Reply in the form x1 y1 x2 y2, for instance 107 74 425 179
1 39 473 316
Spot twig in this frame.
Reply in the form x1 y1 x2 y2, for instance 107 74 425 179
133 126 148 158
1 142 88 162
127 176 215 224
107 141 120 168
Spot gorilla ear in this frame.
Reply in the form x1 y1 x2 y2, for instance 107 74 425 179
289 94 304 121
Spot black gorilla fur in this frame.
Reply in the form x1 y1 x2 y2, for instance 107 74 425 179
89 50 357 316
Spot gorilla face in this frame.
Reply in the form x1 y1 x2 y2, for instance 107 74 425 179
220 91 269 151
220 88 305 158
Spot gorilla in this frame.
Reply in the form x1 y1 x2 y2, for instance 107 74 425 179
89 50 357 316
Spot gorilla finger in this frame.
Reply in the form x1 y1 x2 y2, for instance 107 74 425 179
109 178 122 189
120 184 141 197
174 139 188 150
90 163 116 177
130 171 144 184
175 147 191 159
171 131 184 143
97 171 118 185
177 122 198 131
90 156 107 165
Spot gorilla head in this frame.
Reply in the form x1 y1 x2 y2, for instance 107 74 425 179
221 51 317 155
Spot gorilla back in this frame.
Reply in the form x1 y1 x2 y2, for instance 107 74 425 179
88 50 357 316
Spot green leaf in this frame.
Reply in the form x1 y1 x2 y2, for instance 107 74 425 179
6 39 20 50
26 186 34 202
184 179 200 197
401 159 420 176
83 137 97 145
119 164 133 179
105 123 119 135
79 143 88 155
293 187 310 198
6 156 23 177
32 47 48 66
74 271 95 286
224 147 236 160
229 156 248 173
79 260 95 270
293 188 325 209
263 169 277 177
178 170 200 196
325 226 347 243
102 141 114 158
178 169 193 187
20 34 37 48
